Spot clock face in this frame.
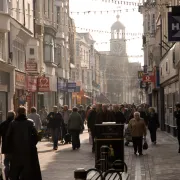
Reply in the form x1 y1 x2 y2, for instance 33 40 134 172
113 43 123 54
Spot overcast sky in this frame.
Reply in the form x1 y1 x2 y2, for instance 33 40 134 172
69 0 144 64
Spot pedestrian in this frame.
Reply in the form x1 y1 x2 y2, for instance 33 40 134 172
28 107 42 131
174 103 180 153
128 112 147 156
147 107 159 145
47 106 63 150
68 107 83 150
0 110 15 180
61 105 71 144
113 104 126 124
87 104 97 153
6 106 42 180
39 106 48 126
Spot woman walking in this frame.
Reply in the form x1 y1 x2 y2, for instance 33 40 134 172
147 107 160 144
128 112 147 156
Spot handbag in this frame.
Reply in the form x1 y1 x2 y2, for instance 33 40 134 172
143 140 148 150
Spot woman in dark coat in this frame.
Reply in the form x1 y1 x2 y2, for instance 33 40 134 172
6 106 42 180
147 107 160 145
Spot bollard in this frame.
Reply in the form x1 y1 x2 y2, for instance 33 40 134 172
100 145 110 172
74 168 87 180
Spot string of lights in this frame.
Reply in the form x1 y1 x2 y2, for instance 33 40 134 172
91 0 169 7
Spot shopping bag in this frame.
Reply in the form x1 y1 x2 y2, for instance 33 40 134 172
143 140 148 150
89 132 93 145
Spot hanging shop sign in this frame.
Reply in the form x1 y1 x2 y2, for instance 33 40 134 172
137 71 144 79
37 77 50 92
142 75 155 83
27 76 37 92
168 9 180 42
15 71 26 89
57 79 67 91
26 58 38 72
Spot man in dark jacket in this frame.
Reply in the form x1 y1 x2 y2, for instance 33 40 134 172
87 105 97 153
113 105 126 124
47 106 63 150
6 106 42 180
0 111 15 180
174 103 180 153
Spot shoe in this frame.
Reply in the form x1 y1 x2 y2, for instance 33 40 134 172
139 153 143 156
154 141 157 145
134 152 137 155
53 147 58 150
72 147 76 150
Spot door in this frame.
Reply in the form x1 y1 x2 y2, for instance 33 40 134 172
0 92 7 122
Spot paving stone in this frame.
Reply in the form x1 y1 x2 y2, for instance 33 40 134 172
37 130 180 180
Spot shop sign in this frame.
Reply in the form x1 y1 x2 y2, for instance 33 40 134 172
67 82 76 92
142 75 155 82
26 58 38 72
38 77 50 92
27 76 37 92
137 71 144 79
168 11 180 42
57 80 67 91
15 71 26 89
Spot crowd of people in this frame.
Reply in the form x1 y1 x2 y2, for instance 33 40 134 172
0 102 167 180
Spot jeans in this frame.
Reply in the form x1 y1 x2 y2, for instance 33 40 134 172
132 136 143 154
70 130 80 149
178 128 180 146
149 129 157 142
51 128 60 148
91 130 95 151
4 154 11 180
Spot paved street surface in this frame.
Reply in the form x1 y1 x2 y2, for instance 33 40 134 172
37 130 180 180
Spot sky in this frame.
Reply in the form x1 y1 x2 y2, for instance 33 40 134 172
69 0 144 64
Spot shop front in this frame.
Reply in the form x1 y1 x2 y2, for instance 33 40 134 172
163 78 179 136
14 71 26 111
37 76 57 112
26 76 37 113
0 71 10 122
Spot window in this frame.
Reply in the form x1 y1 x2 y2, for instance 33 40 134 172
82 69 84 83
0 33 3 59
16 0 19 21
29 48 34 55
28 3 30 29
13 41 25 71
44 35 55 62
57 7 60 29
87 71 90 84
72 72 75 81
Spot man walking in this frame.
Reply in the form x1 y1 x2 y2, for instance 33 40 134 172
47 106 63 150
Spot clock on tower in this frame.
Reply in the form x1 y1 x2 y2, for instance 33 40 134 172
112 42 124 54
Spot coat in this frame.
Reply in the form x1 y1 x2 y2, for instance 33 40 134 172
147 113 160 130
87 110 97 131
6 114 42 180
128 118 147 137
47 112 63 129
68 112 83 131
28 113 42 131
0 116 14 154
113 111 126 124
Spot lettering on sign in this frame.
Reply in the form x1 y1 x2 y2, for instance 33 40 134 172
15 72 26 89
138 71 144 79
142 75 155 82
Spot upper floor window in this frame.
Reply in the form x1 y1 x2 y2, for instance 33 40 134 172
0 33 3 60
57 6 60 29
27 3 30 29
44 35 55 62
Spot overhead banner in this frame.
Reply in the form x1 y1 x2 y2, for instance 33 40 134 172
168 12 180 42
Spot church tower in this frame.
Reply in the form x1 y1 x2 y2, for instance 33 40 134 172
110 15 127 56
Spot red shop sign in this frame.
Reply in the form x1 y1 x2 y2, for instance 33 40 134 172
142 75 155 82
27 76 37 92
38 77 50 92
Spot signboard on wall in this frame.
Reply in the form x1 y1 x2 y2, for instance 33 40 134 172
142 75 155 82
26 58 38 72
37 77 50 92
15 71 26 89
137 71 144 79
168 12 180 42
27 76 37 92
